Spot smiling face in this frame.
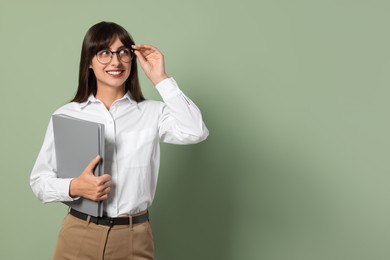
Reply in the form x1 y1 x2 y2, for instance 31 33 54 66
89 36 131 93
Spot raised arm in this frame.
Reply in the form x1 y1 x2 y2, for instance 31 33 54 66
132 44 168 86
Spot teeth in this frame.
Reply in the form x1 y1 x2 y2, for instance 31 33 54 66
107 71 122 75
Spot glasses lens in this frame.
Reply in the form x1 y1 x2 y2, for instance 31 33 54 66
119 49 132 63
97 50 111 64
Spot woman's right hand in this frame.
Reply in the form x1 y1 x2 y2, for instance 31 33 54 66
69 155 111 201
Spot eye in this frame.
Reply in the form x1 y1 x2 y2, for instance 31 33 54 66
119 49 131 56
97 50 111 57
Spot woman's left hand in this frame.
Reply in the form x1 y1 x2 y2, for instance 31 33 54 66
132 44 168 86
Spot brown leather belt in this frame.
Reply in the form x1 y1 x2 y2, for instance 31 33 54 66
70 208 149 226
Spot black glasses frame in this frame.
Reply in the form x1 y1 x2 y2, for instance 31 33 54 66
96 48 134 64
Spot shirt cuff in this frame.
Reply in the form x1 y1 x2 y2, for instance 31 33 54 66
156 77 182 101
60 178 80 201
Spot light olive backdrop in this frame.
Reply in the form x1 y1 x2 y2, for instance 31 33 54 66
1 0 390 259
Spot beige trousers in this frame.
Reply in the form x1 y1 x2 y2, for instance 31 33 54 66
53 213 154 260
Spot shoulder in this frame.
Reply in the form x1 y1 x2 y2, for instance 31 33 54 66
52 102 82 116
40 102 81 138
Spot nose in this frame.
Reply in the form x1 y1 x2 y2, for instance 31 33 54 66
110 52 121 65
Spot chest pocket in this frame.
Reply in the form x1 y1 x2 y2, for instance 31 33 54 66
117 128 157 167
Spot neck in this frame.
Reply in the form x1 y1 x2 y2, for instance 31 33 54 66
96 85 126 110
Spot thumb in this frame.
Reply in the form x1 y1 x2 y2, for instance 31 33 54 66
134 50 151 71
134 50 146 64
84 155 101 174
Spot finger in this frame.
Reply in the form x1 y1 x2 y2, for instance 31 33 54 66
103 186 111 194
134 51 153 74
132 44 157 50
97 184 110 195
101 180 111 190
98 186 111 200
100 173 111 182
96 194 108 201
134 50 147 64
132 44 161 56
85 155 101 173
95 175 111 189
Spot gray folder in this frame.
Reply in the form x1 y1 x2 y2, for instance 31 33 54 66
52 114 105 217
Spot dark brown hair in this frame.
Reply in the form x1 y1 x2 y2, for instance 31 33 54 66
71 21 145 103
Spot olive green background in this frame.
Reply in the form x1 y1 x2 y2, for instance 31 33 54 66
1 0 390 259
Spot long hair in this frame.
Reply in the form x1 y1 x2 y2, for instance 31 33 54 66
71 21 145 103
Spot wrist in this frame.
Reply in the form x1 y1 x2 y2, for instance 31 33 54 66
152 74 168 86
69 178 79 198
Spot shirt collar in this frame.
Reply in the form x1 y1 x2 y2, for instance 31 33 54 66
123 92 140 109
122 92 135 104
78 92 136 109
78 94 97 109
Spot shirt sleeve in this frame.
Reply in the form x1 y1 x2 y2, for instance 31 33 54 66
30 118 77 203
156 77 209 144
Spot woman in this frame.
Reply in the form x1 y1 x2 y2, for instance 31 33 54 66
30 21 208 260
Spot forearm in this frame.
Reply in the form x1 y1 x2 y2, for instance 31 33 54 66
30 171 74 203
30 119 75 203
157 78 209 143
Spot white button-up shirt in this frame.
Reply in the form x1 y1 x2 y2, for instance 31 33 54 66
30 78 209 217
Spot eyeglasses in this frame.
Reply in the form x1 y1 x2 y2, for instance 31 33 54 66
96 48 134 64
